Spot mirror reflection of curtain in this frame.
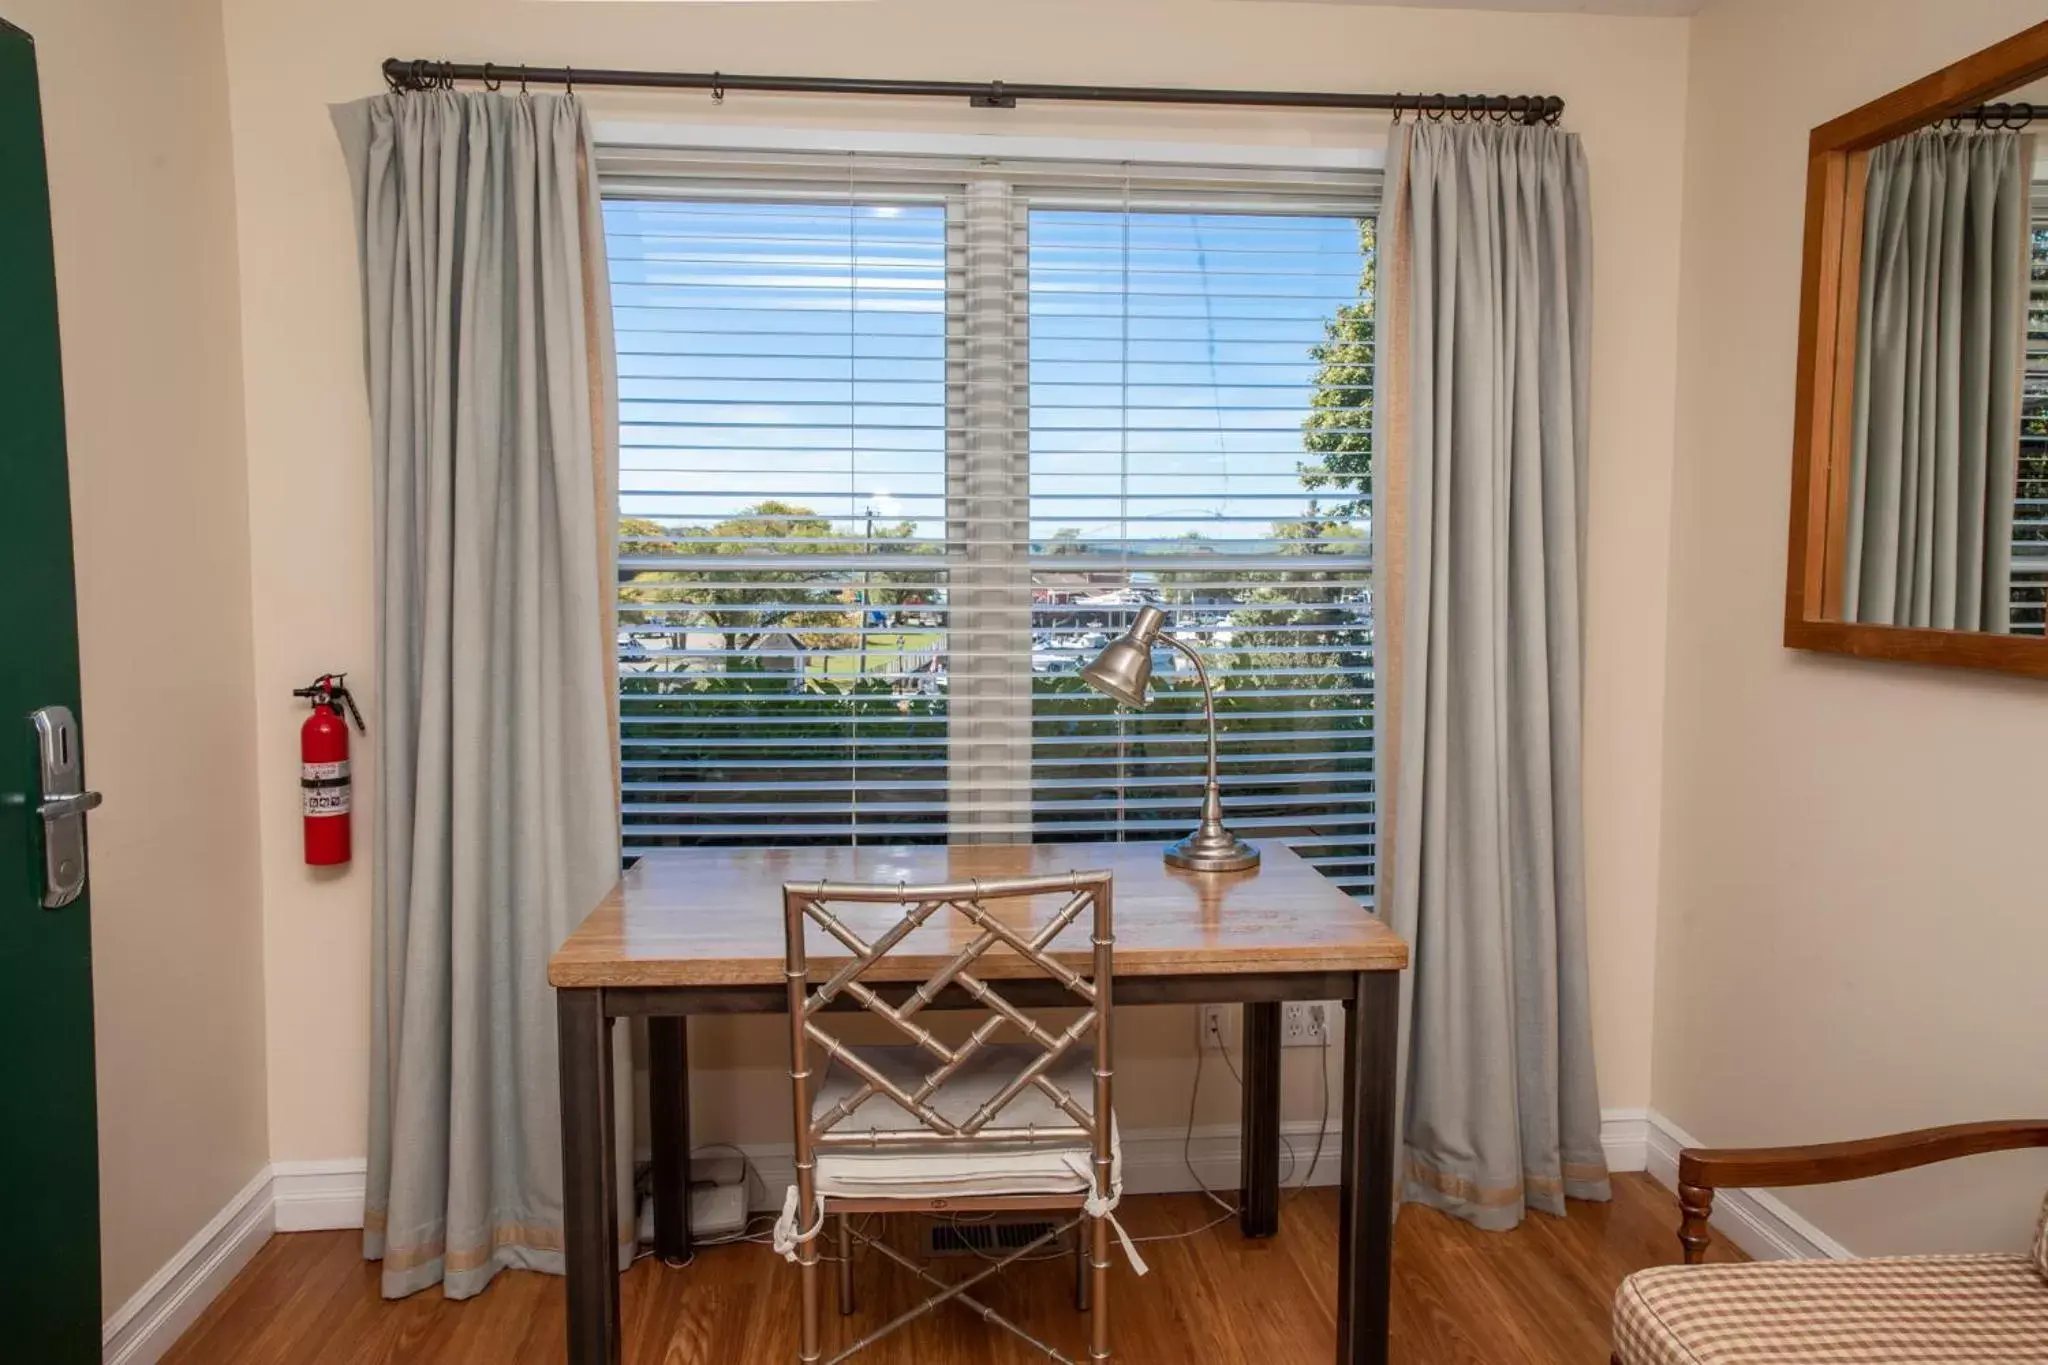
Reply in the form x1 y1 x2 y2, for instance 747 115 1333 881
1844 128 2033 631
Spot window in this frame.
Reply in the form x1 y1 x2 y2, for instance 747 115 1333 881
2016 189 2048 634
604 149 1378 901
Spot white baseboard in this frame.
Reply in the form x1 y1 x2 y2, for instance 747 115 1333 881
1642 1110 1853 1262
101 1158 368 1365
101 1166 274 1365
271 1159 369 1233
1602 1107 1652 1174
98 1105 1664 1364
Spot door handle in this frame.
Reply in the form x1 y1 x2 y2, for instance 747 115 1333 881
31 705 102 909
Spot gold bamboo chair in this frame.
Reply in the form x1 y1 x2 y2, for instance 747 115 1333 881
772 868 1134 1364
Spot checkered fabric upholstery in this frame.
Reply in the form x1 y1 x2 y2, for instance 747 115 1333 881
2034 1193 2048 1284
1613 1255 2048 1363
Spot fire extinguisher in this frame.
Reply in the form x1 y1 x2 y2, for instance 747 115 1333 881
293 674 366 866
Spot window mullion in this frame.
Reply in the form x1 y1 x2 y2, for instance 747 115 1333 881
947 176 1033 843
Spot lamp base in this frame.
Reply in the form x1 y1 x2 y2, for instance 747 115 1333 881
1162 825 1261 873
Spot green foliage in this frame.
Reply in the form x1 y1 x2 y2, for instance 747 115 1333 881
618 501 935 658
1299 217 1377 522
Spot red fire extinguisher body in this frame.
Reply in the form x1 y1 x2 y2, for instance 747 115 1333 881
295 674 364 867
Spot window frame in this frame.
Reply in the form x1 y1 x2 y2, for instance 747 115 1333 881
601 139 1382 896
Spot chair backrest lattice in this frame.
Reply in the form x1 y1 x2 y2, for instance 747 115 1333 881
780 871 1115 1164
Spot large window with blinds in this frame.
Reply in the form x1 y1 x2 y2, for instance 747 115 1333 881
604 150 1378 900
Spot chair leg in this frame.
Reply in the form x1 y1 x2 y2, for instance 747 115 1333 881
837 1214 856 1316
1074 1226 1091 1312
798 1226 822 1363
1089 1213 1111 1361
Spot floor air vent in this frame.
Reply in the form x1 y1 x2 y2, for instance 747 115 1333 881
924 1219 1064 1257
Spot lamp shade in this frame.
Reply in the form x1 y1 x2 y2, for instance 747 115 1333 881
1080 605 1168 708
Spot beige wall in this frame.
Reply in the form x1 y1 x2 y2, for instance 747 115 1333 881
1655 0 2048 1255
215 0 1688 1159
1 0 270 1313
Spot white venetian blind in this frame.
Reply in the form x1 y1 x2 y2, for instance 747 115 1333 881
602 146 1380 901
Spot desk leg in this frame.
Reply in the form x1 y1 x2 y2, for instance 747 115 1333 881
1239 1001 1282 1238
1335 972 1398 1365
559 988 621 1365
649 1016 694 1266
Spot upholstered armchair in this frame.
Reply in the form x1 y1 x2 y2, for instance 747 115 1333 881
1612 1121 2048 1364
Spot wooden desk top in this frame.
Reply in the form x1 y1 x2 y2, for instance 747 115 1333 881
549 841 1407 989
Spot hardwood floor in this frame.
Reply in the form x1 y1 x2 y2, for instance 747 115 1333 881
161 1174 1742 1364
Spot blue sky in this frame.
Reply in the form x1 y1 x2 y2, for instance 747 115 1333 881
604 198 1372 552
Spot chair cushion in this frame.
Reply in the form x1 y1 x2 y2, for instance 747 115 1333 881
1613 1255 2048 1364
809 1044 1120 1201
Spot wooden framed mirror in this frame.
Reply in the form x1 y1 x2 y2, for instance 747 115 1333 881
1785 21 2048 677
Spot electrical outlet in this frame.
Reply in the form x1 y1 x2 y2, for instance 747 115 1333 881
1198 1004 1235 1050
1282 1002 1331 1048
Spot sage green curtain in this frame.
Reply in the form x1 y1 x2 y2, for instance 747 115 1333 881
332 91 623 1300
1844 129 2032 631
1373 122 1609 1230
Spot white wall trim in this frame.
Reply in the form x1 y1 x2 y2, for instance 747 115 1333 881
271 1158 369 1233
1602 1107 1652 1174
1642 1110 1854 1262
100 1107 1660 1363
101 1166 274 1365
101 1159 368 1365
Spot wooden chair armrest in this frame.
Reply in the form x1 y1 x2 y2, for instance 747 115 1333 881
1671 1120 2048 1264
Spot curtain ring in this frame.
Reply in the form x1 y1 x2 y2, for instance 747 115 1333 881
564 64 575 94
712 72 726 105
482 61 501 93
441 60 456 91
519 64 529 94
1389 93 1404 125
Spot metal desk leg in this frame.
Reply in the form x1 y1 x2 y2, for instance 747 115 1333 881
1335 972 1398 1365
648 1015 694 1266
1239 1001 1282 1238
559 988 621 1365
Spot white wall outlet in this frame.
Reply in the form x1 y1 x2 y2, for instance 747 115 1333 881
1282 1002 1332 1048
1198 1004 1236 1050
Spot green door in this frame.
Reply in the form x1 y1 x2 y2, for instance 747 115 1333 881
0 19 103 1362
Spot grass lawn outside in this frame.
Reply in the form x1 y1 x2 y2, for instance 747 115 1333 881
810 631 944 678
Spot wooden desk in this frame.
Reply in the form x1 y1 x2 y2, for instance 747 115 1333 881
550 841 1408 1365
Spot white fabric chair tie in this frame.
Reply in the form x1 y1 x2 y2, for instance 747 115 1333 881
772 1185 828 1263
1061 1154 1149 1277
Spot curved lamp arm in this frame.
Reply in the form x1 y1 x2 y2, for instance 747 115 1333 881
1157 631 1220 813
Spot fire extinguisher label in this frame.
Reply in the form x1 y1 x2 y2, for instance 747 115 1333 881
302 760 352 817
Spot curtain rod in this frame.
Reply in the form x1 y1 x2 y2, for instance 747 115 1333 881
380 57 1567 126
